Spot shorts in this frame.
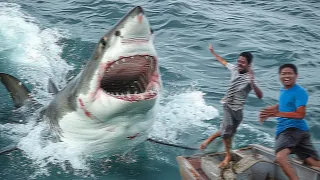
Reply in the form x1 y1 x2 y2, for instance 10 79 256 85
220 104 243 138
275 128 319 161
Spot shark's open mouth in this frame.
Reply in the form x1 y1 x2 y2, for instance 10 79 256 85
100 55 159 101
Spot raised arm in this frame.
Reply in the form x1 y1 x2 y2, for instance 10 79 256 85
209 44 227 66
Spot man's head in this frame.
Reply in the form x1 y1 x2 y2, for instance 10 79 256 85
278 63 298 88
237 52 252 73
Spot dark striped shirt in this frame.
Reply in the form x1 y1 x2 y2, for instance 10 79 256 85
221 63 252 111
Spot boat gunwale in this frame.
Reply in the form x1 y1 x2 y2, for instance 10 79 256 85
176 144 320 180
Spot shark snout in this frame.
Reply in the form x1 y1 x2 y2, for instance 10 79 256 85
134 6 145 25
133 6 144 15
112 6 150 40
137 14 143 24
126 6 145 20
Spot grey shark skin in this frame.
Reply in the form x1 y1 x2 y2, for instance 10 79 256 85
0 6 161 156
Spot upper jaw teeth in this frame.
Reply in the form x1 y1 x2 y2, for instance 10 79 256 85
101 55 158 97
106 89 158 99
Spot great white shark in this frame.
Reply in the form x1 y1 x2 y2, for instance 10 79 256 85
0 6 163 156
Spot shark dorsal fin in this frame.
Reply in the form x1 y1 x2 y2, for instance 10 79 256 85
0 73 31 108
48 79 59 95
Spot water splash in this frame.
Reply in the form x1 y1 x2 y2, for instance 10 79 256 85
150 91 219 145
0 3 222 177
0 2 72 105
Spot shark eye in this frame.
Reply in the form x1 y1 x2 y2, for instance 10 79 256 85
150 28 154 34
100 38 106 46
115 30 121 36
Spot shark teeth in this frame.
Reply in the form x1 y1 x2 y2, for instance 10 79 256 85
100 55 158 100
110 90 158 101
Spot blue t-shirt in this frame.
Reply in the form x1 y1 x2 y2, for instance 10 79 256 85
276 84 309 136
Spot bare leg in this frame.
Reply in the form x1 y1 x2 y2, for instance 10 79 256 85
305 157 320 167
276 148 299 180
218 137 232 168
200 131 221 150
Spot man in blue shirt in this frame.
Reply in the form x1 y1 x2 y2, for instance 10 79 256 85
259 63 319 180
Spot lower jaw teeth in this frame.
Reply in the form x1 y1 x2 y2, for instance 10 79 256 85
107 90 157 96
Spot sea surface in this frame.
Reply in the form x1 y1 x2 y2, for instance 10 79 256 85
0 0 320 179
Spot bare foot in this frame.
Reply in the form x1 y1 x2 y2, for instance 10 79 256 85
218 154 232 168
200 141 208 150
200 132 222 150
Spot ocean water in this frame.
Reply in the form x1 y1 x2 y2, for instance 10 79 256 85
0 0 320 179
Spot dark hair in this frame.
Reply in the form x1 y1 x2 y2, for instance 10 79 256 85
239 52 253 64
279 63 298 74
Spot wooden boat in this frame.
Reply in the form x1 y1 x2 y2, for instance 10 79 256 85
176 144 320 180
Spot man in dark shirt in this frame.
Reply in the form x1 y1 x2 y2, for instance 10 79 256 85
200 44 263 168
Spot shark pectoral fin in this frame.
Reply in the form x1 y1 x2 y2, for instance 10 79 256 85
0 73 31 108
48 78 59 95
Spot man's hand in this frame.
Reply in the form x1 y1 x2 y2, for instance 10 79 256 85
209 43 215 54
208 43 227 66
248 66 255 84
259 106 279 123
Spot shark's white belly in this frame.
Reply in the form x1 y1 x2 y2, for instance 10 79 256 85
58 108 154 155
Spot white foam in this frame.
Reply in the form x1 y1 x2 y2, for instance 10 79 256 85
0 2 72 105
150 91 219 144
0 2 82 177
18 121 89 169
